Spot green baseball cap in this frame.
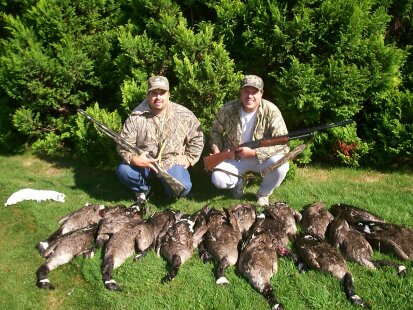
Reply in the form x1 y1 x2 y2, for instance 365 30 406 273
148 76 169 91
241 75 264 91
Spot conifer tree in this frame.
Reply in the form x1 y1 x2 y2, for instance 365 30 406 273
209 0 412 166
0 0 122 155
0 0 411 167
115 0 242 131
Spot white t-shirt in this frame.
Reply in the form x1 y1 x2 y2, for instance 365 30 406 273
239 108 257 144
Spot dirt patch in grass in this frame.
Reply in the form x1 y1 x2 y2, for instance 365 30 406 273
298 168 330 181
21 157 64 177
354 172 386 183
46 291 70 310
40 166 64 177
21 158 37 167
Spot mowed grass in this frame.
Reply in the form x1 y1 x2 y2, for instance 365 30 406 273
0 153 412 310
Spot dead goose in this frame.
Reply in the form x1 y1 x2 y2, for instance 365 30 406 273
301 202 334 239
199 204 256 285
256 202 302 249
237 202 301 310
36 203 106 255
231 203 257 236
238 232 283 310
84 204 144 258
159 210 208 283
102 210 177 291
199 208 238 285
36 224 98 290
328 218 406 276
328 217 375 268
295 232 370 308
354 220 413 262
330 203 384 224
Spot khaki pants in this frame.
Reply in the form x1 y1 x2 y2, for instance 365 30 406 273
211 154 289 197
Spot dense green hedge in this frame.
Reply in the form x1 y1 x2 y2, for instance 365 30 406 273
0 0 412 168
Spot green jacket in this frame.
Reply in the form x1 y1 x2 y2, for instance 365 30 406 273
210 99 289 162
118 99 204 169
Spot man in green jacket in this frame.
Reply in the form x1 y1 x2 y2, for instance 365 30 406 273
209 75 289 206
116 76 204 204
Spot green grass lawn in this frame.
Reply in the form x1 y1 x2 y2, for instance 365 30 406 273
0 153 412 310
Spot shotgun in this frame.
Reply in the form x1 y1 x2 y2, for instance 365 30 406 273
77 109 187 197
203 119 353 171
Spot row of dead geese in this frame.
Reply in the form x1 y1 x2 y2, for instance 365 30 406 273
35 202 413 309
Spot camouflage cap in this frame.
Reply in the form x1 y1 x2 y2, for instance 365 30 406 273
241 75 264 91
148 76 169 92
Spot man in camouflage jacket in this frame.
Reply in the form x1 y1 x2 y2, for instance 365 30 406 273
116 76 204 203
210 75 289 206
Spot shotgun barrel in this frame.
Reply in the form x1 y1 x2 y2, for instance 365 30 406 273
203 119 353 171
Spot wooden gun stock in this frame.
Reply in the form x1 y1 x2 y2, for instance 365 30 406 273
203 150 236 172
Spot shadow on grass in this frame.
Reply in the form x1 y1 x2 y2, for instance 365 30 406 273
35 154 229 207
36 154 130 202
33 152 292 210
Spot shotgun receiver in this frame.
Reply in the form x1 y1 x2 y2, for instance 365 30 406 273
77 109 187 196
203 119 353 171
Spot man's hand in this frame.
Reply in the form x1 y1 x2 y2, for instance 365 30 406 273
209 145 235 159
210 145 236 160
210 145 220 155
130 153 158 173
176 155 190 169
235 147 256 160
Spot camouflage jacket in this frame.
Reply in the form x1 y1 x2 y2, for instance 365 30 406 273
117 99 204 170
210 99 289 162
